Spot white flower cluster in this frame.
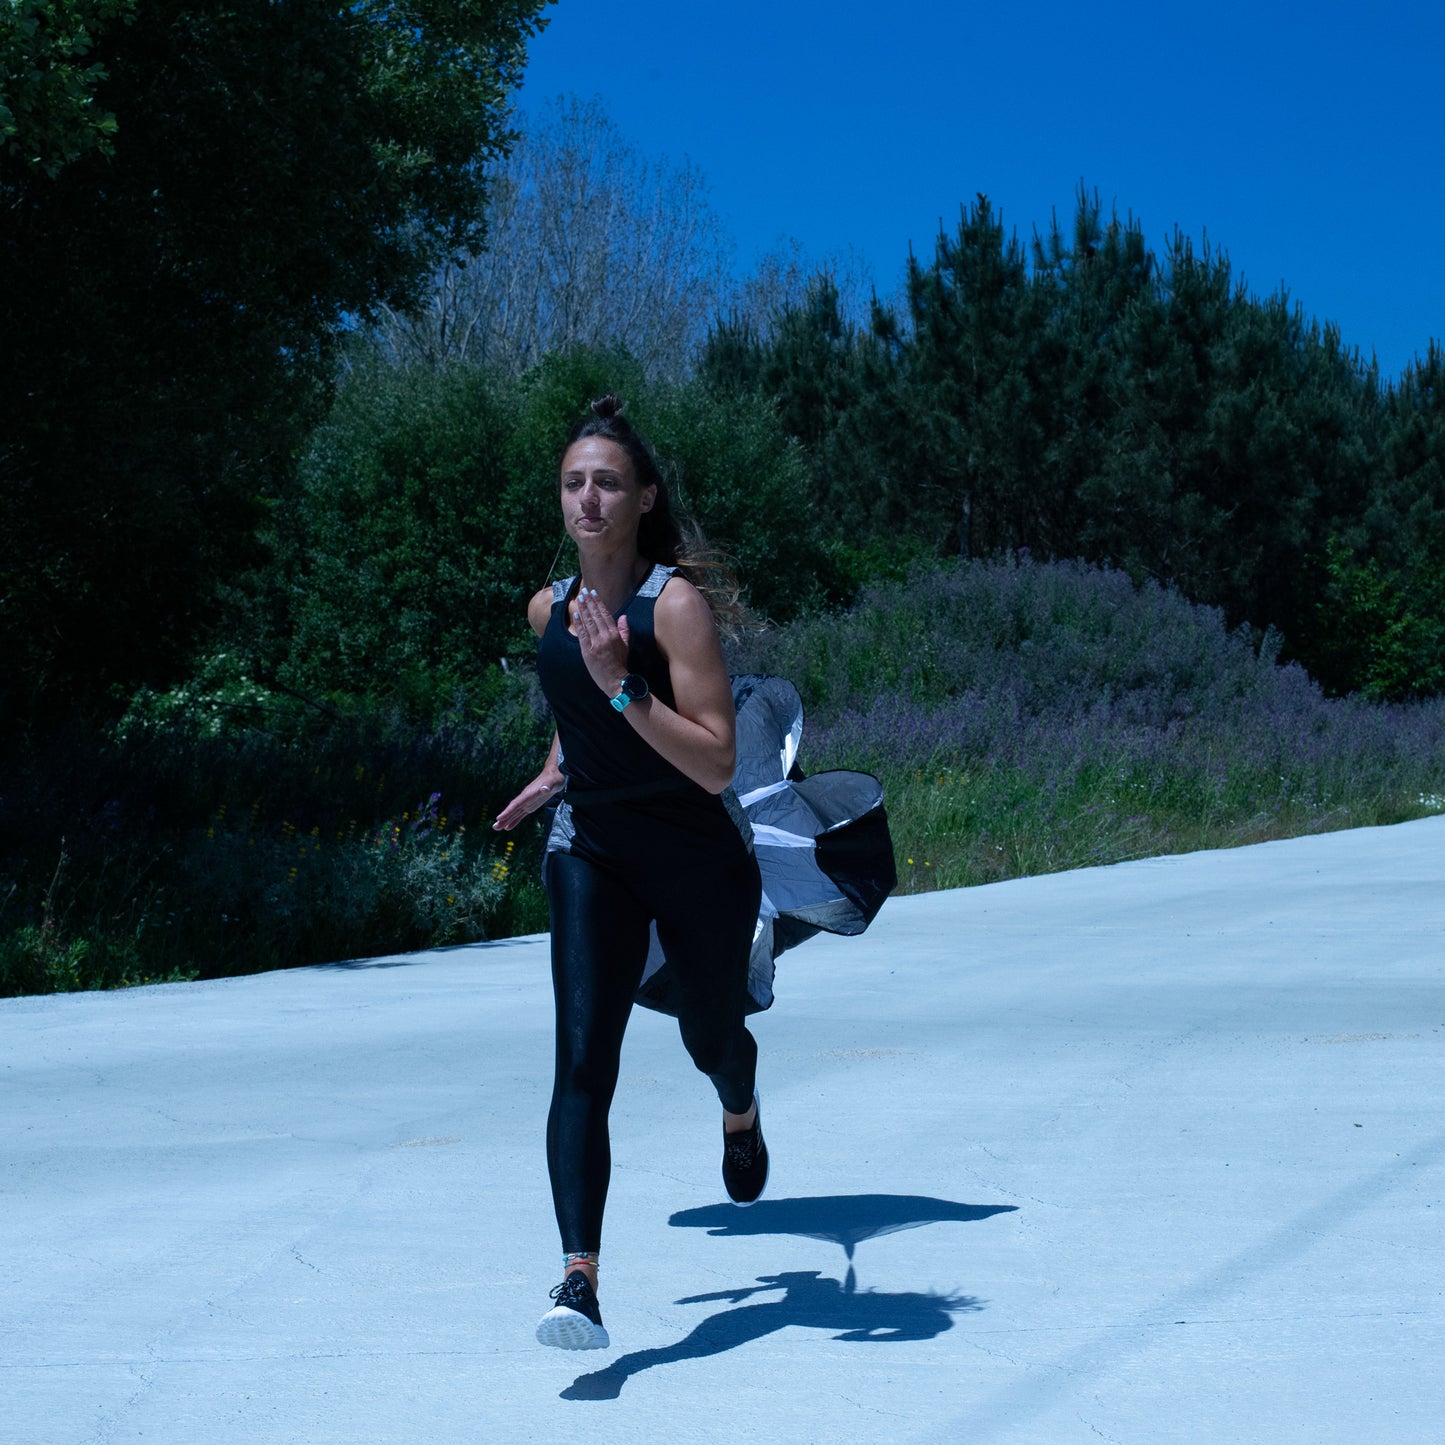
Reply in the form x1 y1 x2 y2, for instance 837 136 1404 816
115 652 282 741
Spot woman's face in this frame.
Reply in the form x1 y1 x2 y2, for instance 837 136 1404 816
560 436 655 547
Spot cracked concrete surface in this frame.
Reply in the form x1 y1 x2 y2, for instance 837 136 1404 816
3 817 1443 1444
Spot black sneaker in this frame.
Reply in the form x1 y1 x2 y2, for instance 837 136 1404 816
535 1271 610 1351
722 1090 769 1206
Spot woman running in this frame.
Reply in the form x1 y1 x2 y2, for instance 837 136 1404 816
493 395 768 1352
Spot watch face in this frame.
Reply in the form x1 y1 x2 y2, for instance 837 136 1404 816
621 673 649 700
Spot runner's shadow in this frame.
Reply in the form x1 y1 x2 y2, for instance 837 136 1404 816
561 1269 982 1402
669 1193 1017 1260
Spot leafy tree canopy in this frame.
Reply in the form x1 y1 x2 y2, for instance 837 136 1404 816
0 0 135 175
0 0 551 736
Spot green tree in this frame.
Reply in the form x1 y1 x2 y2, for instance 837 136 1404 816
1312 537 1445 700
1028 192 1159 559
0 0 550 737
0 0 135 175
702 275 861 461
1378 342 1445 567
1308 342 1445 699
899 194 1033 557
1067 229 1230 586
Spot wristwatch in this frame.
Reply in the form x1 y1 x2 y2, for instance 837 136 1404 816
609 673 649 712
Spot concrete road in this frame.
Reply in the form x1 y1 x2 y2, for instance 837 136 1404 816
3 817 1442 1444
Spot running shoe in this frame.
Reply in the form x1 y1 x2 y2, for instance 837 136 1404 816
722 1090 769 1206
535 1271 610 1350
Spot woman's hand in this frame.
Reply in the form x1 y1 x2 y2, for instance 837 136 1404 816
572 587 632 697
494 730 564 832
583 576 737 795
493 775 560 831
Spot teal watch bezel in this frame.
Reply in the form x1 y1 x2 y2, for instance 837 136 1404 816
609 673 649 712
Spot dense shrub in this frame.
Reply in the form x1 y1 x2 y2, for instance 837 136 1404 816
0 678 554 996
729 557 1445 890
246 349 839 723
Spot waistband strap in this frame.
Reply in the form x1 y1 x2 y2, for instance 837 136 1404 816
562 777 701 807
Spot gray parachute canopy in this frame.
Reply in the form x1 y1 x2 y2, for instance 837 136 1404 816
636 675 896 1016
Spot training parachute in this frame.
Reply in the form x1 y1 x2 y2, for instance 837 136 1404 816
635 675 896 1016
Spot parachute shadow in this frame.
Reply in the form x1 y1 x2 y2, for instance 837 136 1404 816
668 1193 1018 1259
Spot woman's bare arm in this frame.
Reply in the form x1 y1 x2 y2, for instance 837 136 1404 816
571 579 735 793
492 587 566 831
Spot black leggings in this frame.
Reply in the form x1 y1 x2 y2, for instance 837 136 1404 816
544 844 762 1253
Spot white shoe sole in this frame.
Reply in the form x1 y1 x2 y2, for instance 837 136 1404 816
729 1149 769 1207
535 1305 610 1350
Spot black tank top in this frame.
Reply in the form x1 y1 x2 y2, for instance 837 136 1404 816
536 564 698 796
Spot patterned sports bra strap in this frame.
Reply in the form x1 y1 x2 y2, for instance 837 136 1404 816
636 563 676 599
552 566 673 609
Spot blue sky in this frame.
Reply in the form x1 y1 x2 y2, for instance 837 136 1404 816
516 0 1442 380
